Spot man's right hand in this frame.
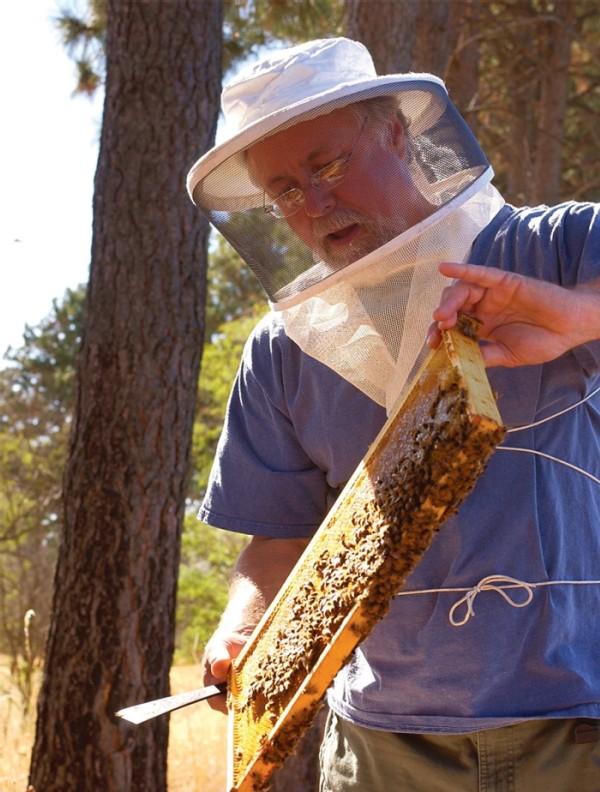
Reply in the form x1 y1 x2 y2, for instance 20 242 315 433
201 629 251 713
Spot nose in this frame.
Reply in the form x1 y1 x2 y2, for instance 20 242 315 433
302 184 335 217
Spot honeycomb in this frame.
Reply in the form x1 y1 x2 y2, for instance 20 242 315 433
227 321 506 791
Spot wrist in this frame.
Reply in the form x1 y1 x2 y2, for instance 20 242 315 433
573 281 600 346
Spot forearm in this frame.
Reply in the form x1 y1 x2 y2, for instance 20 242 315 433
573 276 600 346
219 535 310 635
202 535 310 695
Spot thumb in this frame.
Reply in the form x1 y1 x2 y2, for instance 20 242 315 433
204 632 249 681
210 650 233 680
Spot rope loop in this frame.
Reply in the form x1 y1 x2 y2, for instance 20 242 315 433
448 575 535 626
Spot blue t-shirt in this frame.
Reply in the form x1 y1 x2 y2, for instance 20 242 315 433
199 201 600 733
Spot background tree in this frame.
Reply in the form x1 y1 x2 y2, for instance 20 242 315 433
347 0 600 206
28 2 223 790
0 287 84 710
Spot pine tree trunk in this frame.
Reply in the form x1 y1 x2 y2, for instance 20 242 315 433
412 0 456 78
506 7 536 206
344 0 419 73
28 2 223 790
445 0 481 136
532 1 574 204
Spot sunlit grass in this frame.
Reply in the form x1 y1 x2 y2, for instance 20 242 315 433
0 656 37 792
0 657 227 792
168 664 228 791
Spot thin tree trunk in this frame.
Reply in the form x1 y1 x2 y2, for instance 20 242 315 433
412 0 456 78
28 2 222 790
532 1 575 204
344 0 419 73
506 5 535 204
445 0 481 136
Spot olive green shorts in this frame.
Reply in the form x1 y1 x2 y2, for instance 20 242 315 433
319 710 600 792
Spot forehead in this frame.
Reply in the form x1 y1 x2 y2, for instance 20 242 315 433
247 108 358 187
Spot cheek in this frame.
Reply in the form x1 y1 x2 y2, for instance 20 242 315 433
349 148 412 216
336 178 395 220
285 215 314 247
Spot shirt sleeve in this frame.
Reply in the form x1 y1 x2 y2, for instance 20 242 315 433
198 314 332 538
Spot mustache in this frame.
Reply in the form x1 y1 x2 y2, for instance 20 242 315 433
312 208 366 240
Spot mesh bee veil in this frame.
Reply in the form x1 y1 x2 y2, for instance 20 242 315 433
188 39 505 412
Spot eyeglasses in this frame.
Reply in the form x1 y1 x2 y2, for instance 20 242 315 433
263 119 366 219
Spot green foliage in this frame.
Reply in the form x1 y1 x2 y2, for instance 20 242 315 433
197 231 267 487
3 287 84 427
190 301 268 504
175 513 248 664
0 287 85 665
223 0 345 70
55 0 106 96
181 242 268 663
206 231 267 338
0 241 268 669
0 252 266 666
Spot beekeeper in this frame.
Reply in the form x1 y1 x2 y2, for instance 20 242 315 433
187 37 600 791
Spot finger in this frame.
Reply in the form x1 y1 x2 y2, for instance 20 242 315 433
203 633 249 683
432 283 484 328
200 650 229 714
204 683 228 715
202 635 247 715
211 656 232 680
478 342 519 369
438 262 513 291
426 322 442 349
438 261 491 283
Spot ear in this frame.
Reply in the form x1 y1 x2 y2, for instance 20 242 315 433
389 116 407 159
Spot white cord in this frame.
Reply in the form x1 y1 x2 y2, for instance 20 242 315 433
392 387 600 626
506 383 600 434
395 575 600 627
497 446 600 485
498 383 600 484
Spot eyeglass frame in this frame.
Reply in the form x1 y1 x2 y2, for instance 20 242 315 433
262 117 368 219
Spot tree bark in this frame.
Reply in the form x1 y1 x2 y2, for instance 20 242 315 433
28 1 222 790
506 6 536 205
412 0 456 78
445 0 481 136
532 1 575 204
344 0 419 73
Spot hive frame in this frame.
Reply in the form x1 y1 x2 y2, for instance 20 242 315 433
227 322 506 791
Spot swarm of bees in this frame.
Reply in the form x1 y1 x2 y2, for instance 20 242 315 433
228 326 505 792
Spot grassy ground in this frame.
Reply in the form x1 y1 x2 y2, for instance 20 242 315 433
168 664 228 791
0 658 228 792
0 655 34 792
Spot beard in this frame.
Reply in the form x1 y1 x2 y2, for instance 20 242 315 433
311 207 408 268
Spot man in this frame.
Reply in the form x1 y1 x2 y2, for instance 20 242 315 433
187 38 600 790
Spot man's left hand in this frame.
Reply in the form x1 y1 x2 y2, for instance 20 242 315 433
427 262 600 368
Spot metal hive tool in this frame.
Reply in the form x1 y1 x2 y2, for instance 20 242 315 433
227 320 506 792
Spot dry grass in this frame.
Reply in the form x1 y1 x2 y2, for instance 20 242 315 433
0 657 228 792
168 664 228 791
0 657 37 792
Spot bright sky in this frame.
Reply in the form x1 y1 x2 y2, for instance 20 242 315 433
0 4 273 368
1 0 102 363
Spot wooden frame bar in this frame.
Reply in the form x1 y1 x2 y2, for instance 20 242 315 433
227 323 505 791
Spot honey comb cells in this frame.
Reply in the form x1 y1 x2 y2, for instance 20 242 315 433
227 323 506 792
